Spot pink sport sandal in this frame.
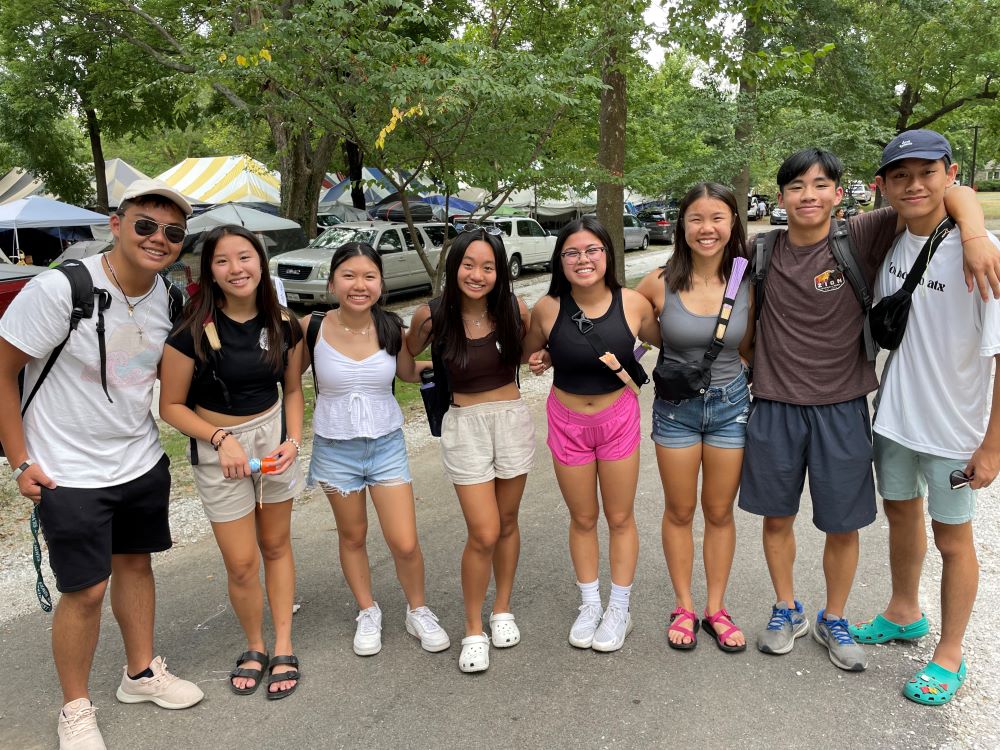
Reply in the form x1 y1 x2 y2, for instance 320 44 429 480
667 606 699 650
702 607 747 653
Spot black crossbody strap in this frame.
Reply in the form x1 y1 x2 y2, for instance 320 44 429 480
901 216 956 293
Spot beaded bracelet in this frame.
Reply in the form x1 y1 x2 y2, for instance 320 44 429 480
213 431 233 451
286 437 301 453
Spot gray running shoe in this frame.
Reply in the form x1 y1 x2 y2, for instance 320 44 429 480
757 600 809 655
813 610 868 672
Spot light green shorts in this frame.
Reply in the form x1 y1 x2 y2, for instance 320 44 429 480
873 434 975 524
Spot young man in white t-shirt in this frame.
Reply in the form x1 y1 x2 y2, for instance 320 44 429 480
0 179 204 748
850 130 1000 705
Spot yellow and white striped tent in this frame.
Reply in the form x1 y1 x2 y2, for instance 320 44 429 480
156 155 280 206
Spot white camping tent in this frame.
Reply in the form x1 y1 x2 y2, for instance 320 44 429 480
187 204 300 233
0 196 108 259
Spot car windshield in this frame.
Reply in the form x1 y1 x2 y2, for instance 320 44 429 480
310 227 378 249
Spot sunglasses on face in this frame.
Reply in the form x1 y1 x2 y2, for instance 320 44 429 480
129 217 187 244
561 246 606 263
949 469 973 490
459 223 504 236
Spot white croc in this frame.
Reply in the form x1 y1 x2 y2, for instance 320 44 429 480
489 612 521 648
459 633 490 673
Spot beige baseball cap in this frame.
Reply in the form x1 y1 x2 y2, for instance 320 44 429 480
120 178 193 217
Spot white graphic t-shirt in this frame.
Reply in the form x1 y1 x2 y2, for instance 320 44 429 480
0 253 171 486
873 228 1000 459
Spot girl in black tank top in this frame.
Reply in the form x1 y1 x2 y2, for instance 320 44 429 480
405 228 534 673
521 216 660 654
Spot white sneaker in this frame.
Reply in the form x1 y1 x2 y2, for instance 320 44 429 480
353 603 383 656
405 606 451 652
591 604 633 652
57 699 106 750
115 656 204 709
569 603 604 648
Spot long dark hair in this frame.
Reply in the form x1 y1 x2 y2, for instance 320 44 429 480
546 216 621 298
662 183 746 292
431 229 521 370
178 224 296 372
327 242 403 355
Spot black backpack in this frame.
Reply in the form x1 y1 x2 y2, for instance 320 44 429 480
2 258 183 457
751 218 878 362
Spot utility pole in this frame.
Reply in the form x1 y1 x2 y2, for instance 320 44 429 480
970 125 981 189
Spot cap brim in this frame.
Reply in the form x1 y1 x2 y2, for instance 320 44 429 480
877 150 951 175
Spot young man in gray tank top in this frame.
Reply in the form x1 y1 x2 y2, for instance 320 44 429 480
739 148 999 673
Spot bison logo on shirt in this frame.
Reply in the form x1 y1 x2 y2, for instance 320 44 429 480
814 268 846 293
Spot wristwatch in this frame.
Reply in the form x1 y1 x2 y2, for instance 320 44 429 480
12 459 34 481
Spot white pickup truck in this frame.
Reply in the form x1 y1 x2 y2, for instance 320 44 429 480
480 216 557 279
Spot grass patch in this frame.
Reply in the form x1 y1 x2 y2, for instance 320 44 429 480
979 192 1000 222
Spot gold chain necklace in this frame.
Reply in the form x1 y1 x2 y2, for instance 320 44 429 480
104 254 156 338
462 310 488 328
337 309 371 336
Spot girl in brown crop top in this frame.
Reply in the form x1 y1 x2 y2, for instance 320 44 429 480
521 216 659 654
406 228 534 673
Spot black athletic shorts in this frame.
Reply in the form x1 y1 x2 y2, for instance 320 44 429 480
738 397 876 533
37 454 172 593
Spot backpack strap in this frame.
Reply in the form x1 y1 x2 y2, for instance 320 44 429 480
828 218 878 361
751 229 781 320
306 311 326 398
20 260 112 416
162 275 184 328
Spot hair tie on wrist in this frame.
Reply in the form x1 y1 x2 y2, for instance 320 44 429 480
962 234 988 244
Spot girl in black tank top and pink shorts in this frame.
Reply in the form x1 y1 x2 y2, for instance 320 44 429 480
523 216 660 654
407 228 533 674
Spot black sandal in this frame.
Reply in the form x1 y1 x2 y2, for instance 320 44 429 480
266 654 300 700
229 650 269 696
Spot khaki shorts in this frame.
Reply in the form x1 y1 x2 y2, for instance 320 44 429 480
441 398 535 485
191 401 304 523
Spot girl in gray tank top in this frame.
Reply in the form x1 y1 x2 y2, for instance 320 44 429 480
636 182 755 656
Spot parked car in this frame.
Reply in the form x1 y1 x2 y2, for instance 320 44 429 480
834 196 862 218
583 213 650 252
636 208 676 244
769 206 788 225
847 181 872 204
0 252 46 318
464 216 555 279
269 221 453 307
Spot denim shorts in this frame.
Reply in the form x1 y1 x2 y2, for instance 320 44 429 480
308 428 412 496
874 434 976 524
651 370 750 449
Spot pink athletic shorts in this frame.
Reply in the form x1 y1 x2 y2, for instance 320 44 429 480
546 388 641 466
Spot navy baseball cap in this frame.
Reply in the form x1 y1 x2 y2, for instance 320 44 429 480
877 130 953 176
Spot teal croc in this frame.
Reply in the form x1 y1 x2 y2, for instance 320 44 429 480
850 613 929 644
903 660 966 705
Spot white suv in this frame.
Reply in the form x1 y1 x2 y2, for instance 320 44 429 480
269 221 455 307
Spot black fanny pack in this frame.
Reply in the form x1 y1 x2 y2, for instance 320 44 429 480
869 216 954 350
653 258 748 402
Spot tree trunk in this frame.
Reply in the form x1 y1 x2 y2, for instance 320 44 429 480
344 140 366 210
732 16 760 231
83 107 109 215
597 42 627 285
270 116 336 239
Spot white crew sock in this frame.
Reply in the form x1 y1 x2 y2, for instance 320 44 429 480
577 579 601 606
609 582 631 611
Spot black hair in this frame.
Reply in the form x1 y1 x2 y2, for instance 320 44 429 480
178 224 299 372
776 148 844 192
662 182 745 292
431 229 521 370
546 216 621 298
327 242 403 356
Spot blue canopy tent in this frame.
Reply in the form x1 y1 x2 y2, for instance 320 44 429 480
422 195 478 216
0 196 108 261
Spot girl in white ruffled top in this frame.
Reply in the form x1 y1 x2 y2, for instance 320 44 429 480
301 242 450 658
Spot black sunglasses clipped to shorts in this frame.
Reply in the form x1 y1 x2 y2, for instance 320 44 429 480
949 469 973 490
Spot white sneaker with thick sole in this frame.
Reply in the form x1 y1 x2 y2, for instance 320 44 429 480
58 699 106 750
569 603 604 648
115 656 204 709
459 633 490 673
489 611 521 648
405 606 451 652
591 604 633 652
354 603 383 656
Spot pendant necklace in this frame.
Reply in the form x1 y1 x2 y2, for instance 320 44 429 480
104 254 156 338
462 310 487 328
337 309 371 336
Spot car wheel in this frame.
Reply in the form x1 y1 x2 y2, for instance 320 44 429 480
666 230 674 246
641 236 649 251
509 254 522 280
